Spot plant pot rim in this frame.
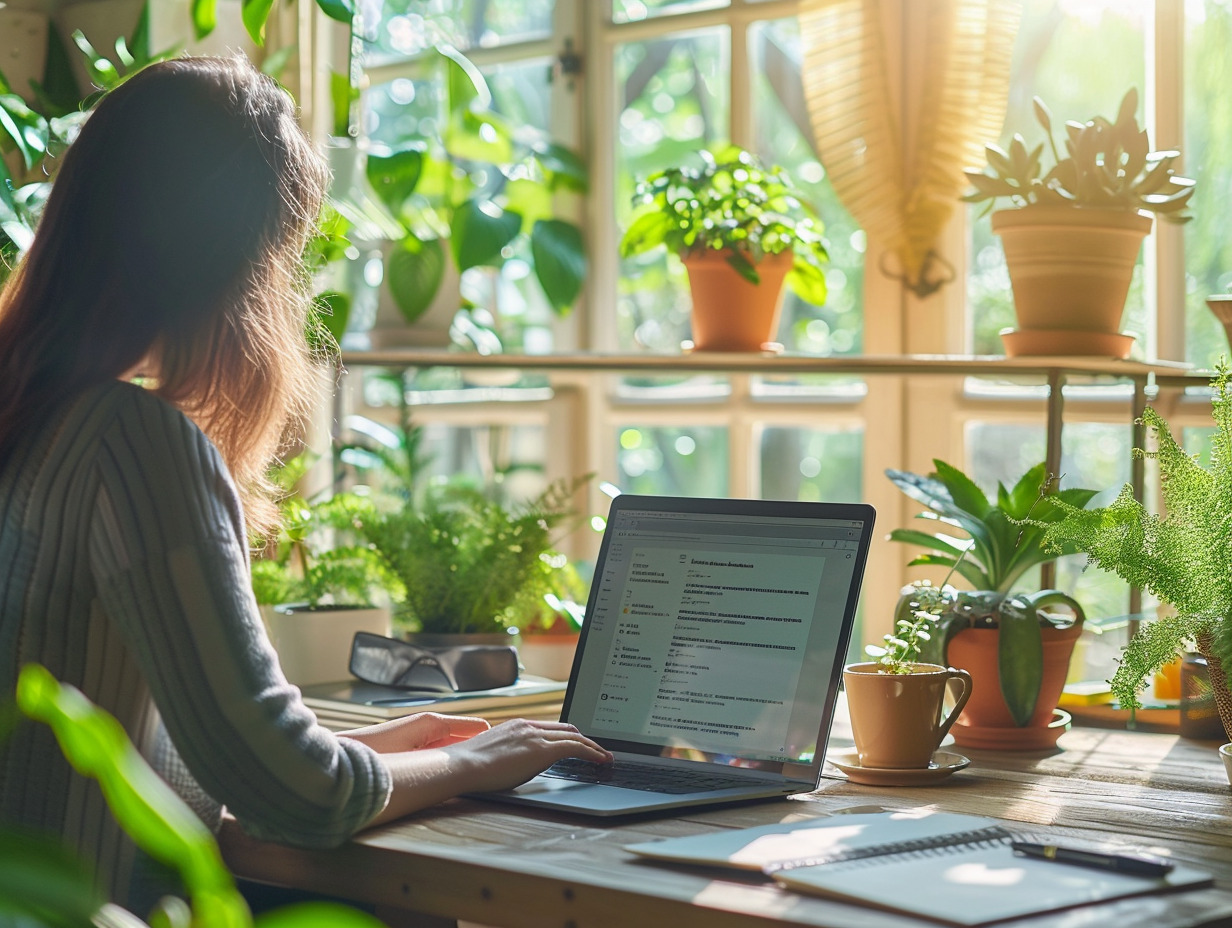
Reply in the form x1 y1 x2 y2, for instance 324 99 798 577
991 204 1154 232
680 247 795 267
273 602 382 614
844 661 950 676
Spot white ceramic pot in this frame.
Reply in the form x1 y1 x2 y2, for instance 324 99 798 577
1220 743 1232 787
266 604 392 687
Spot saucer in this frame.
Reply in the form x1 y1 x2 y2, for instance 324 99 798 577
950 709 1071 751
827 750 970 786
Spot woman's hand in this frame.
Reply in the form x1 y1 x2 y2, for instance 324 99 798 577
363 717 612 827
442 719 613 795
340 712 490 754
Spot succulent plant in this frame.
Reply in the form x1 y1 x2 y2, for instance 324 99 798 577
963 88 1195 221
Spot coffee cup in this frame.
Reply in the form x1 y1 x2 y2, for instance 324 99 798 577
843 662 973 769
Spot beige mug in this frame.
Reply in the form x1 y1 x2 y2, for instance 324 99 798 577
843 662 973 769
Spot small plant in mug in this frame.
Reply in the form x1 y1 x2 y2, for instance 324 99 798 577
866 580 956 674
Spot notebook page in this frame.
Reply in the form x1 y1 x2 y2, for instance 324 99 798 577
773 841 1213 926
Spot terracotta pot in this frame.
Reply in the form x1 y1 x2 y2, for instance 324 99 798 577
993 206 1151 358
947 621 1083 731
519 633 580 681
682 249 792 351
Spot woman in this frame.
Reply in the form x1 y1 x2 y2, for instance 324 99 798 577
0 56 609 912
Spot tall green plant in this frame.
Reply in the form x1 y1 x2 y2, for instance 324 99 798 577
6 664 385 928
886 460 1097 594
1039 368 1232 711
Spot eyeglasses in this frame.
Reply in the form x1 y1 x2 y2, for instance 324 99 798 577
348 632 519 693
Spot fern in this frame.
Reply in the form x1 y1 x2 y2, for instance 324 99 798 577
1039 367 1232 710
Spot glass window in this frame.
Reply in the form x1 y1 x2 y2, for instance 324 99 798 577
616 426 729 495
1184 1 1232 370
611 0 728 25
967 0 1147 356
615 27 730 352
365 0 553 63
750 17 864 356
759 426 863 501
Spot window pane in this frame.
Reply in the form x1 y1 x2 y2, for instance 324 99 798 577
367 0 552 61
1184 1 1232 369
759 427 863 502
616 426 728 495
965 420 1129 619
967 0 1147 355
611 0 727 25
364 57 563 353
615 28 729 351
750 18 864 356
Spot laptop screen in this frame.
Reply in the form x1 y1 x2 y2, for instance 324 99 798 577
561 496 874 779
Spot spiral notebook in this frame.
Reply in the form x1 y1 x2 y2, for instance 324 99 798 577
626 811 1212 926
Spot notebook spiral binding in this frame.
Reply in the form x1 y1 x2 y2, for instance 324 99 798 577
766 824 1013 873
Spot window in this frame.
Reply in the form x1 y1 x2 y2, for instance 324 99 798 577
338 0 1212 649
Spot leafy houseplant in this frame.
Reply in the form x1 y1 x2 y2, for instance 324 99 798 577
343 477 587 639
1037 368 1232 740
887 461 1094 735
962 88 1196 357
619 144 829 351
251 457 394 687
345 46 588 343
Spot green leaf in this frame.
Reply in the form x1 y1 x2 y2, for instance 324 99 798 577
329 69 357 138
128 0 152 63
619 208 673 257
932 459 991 520
438 45 488 113
0 828 102 927
366 146 424 214
261 44 297 79
445 109 513 166
996 597 1044 726
386 236 446 323
71 31 119 89
191 0 217 40
241 0 276 45
311 289 350 346
450 199 520 271
504 177 553 230
786 258 828 306
255 900 391 927
531 219 586 314
535 141 588 193
0 93 48 170
313 0 355 25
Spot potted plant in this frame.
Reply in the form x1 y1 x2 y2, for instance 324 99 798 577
516 559 586 681
963 87 1195 358
1037 367 1232 747
841 594 973 776
618 144 829 352
886 460 1096 748
340 476 587 645
252 457 394 687
337 46 588 348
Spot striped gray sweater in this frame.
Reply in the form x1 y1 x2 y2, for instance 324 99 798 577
0 380 392 911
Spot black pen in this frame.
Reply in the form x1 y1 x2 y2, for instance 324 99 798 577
1011 841 1175 877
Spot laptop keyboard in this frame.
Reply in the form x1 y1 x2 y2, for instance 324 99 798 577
542 757 762 794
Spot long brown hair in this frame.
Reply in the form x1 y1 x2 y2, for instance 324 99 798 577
0 56 329 536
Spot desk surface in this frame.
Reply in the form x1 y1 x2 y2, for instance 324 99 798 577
221 724 1232 928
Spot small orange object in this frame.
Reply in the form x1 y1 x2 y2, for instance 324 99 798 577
1154 656 1183 701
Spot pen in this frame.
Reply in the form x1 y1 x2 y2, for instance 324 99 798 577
1010 841 1175 877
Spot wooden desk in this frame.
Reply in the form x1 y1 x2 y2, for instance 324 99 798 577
221 724 1232 928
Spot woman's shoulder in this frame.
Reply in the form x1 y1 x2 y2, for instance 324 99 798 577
77 381 222 473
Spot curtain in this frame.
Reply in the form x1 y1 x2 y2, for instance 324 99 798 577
799 0 1020 297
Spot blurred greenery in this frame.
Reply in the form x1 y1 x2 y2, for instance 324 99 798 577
4 664 385 927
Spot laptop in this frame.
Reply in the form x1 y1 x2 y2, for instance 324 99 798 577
472 494 875 816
